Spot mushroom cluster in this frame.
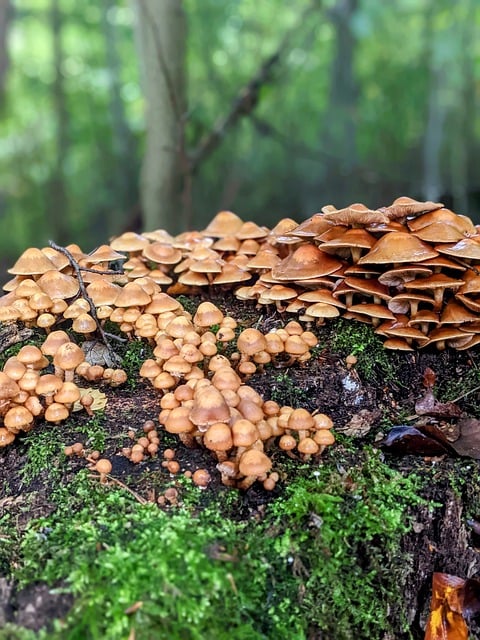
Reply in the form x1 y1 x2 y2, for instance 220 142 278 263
136 300 333 489
5 195 478 482
3 197 480 352
0 340 85 446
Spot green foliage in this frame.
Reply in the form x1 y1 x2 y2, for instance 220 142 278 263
0 624 39 640
15 472 301 640
19 428 65 484
176 295 200 316
76 411 107 452
329 318 396 383
270 370 308 406
437 364 480 414
9 451 427 640
270 449 425 639
121 339 154 387
1 0 478 266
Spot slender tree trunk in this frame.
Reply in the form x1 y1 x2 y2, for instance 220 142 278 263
0 0 11 109
131 0 186 234
48 0 70 244
319 0 359 206
450 0 476 215
100 0 138 237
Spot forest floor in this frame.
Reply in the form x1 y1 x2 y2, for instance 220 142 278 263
2 294 480 639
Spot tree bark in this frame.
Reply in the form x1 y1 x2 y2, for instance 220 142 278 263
131 0 186 234
0 0 11 109
318 0 359 207
100 0 138 237
48 0 70 244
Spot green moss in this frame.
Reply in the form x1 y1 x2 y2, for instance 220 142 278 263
9 450 428 640
19 428 65 484
0 624 39 640
76 411 107 452
270 370 309 406
270 449 425 639
437 365 480 413
120 339 154 387
329 318 397 383
176 295 200 316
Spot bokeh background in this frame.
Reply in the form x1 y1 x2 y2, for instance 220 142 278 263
0 0 479 271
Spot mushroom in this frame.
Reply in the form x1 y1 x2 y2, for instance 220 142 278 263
53 342 86 381
237 449 272 490
94 458 112 484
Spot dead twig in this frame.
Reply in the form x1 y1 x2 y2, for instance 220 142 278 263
48 240 120 364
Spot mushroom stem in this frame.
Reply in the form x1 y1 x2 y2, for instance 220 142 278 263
237 475 258 490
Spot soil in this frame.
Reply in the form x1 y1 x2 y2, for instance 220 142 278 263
1 296 480 637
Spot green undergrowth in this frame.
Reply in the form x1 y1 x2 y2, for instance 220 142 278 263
120 338 154 387
3 449 428 640
329 318 397 383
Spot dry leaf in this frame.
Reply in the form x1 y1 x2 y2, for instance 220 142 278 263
336 409 380 438
380 425 453 457
423 367 437 389
415 390 462 420
449 416 480 459
425 573 480 640
72 388 107 413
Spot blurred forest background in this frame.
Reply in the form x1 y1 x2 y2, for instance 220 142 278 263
0 0 479 272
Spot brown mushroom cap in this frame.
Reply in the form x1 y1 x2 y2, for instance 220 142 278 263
8 248 58 275
238 449 272 477
44 402 70 423
4 406 34 432
53 342 85 374
407 208 476 242
36 270 80 300
110 231 150 253
297 437 320 455
193 302 224 328
237 328 267 357
0 427 15 447
358 232 439 265
203 422 233 452
54 381 81 405
95 458 113 475
189 385 231 429
272 243 342 281
287 408 315 432
16 345 46 370
201 211 244 238
436 237 480 261
0 371 20 400
232 419 259 447
321 203 389 226
381 196 443 220
72 313 97 335
115 282 152 308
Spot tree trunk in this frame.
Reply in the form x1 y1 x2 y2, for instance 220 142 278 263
449 0 476 215
131 0 186 234
318 0 359 207
100 0 138 238
48 0 70 245
0 0 11 110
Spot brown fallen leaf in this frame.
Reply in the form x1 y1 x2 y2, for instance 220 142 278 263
423 367 437 389
380 425 455 457
449 416 480 459
425 572 480 640
415 389 462 420
336 409 380 438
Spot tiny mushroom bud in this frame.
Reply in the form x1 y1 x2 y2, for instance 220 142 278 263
95 458 112 483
